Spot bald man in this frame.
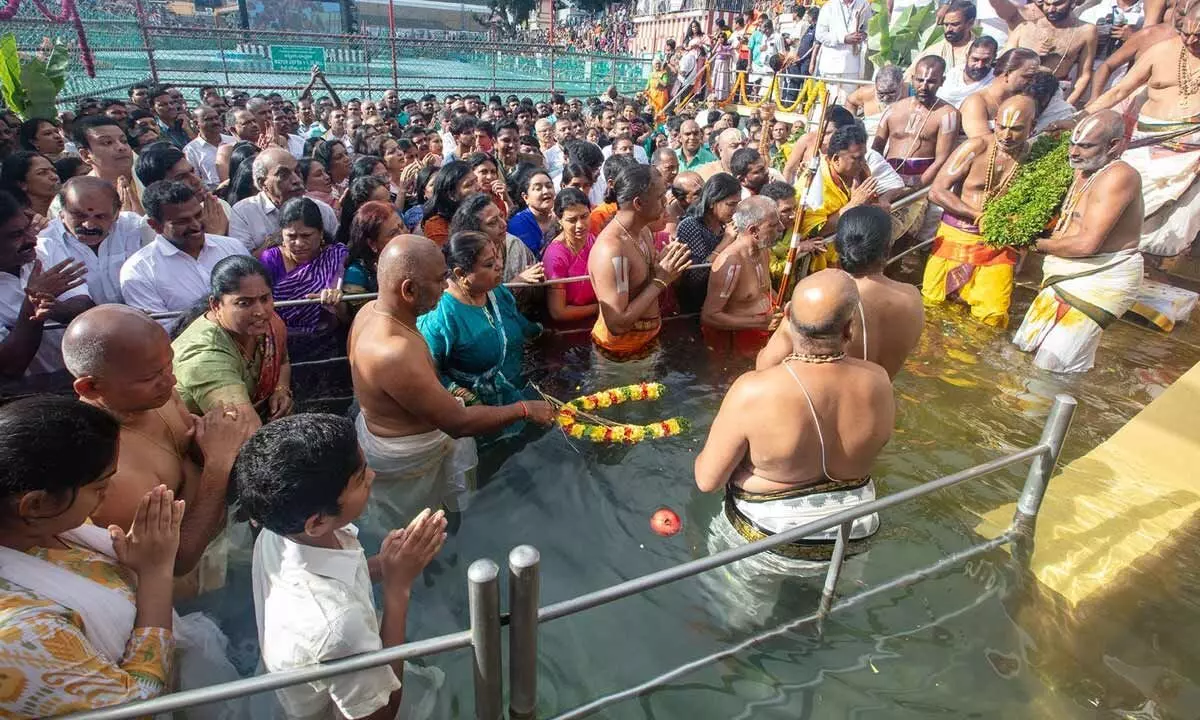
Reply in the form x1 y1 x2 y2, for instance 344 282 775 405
227 147 338 252
1014 111 1144 373
349 236 554 522
923 95 1037 328
64 305 255 589
694 127 747 181
38 176 146 305
759 206 923 379
701 197 784 356
696 270 893 601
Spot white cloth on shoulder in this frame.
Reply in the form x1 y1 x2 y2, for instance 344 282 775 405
1125 114 1200 256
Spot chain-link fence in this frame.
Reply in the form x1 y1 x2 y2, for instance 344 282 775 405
3 3 652 108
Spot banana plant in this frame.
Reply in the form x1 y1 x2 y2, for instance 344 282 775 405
0 33 70 120
866 0 943 69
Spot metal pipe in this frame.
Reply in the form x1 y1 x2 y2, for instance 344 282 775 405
540 442 1051 623
388 0 399 88
774 71 874 86
469 559 503 720
1015 394 1077 520
58 631 473 720
132 0 159 83
508 545 541 720
816 521 851 621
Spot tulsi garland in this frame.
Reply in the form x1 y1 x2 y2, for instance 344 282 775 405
979 134 1074 249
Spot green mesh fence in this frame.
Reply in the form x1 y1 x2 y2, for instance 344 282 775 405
2 4 650 108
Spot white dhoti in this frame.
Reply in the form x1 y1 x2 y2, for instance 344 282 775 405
1013 248 1144 373
1125 115 1200 257
355 415 478 535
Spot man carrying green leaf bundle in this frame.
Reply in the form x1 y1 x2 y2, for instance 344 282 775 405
920 94 1035 327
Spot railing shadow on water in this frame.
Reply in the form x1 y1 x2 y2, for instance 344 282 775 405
57 395 1077 720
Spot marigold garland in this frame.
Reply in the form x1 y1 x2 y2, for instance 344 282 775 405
979 134 1074 249
556 383 689 444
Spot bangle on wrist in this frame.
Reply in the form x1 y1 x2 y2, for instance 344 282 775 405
653 277 669 289
519 400 529 418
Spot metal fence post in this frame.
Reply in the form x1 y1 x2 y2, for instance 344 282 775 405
132 0 159 82
388 0 399 89
508 546 540 720
1015 394 1077 521
468 559 503 720
815 521 851 629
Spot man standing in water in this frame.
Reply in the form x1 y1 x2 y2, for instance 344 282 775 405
1086 1 1200 259
874 56 961 189
922 95 1036 328
960 47 1041 137
758 206 923 379
349 236 555 522
63 304 255 592
588 164 691 360
700 197 784 356
697 270 893 621
1005 0 1098 106
1013 111 1144 373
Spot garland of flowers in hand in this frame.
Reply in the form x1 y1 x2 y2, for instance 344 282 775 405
979 134 1074 249
557 383 688 444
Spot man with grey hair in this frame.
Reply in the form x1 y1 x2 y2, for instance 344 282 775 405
536 117 565 182
1013 110 1144 373
846 65 905 136
695 127 747 181
64 303 255 588
227 147 338 252
215 106 260 182
700 196 784 355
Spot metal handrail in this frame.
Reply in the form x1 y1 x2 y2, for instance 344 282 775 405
59 393 1077 720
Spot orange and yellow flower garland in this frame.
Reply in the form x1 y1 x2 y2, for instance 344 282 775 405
557 383 688 444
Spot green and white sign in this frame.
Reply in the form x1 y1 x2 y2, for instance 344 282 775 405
269 45 326 72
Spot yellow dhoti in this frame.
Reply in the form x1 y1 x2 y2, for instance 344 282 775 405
921 216 1018 328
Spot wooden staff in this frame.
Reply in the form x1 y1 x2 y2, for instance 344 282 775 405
774 84 831 309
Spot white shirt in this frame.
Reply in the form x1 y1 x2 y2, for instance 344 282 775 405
939 68 996 108
815 0 872 76
287 134 307 159
37 212 147 306
0 256 88 375
228 193 339 252
253 525 401 720
544 143 565 185
183 134 233 189
1080 0 1144 29
119 234 248 318
601 143 650 164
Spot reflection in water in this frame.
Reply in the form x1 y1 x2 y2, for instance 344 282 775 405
187 285 1199 718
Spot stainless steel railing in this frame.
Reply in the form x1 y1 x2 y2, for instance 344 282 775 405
60 394 1077 720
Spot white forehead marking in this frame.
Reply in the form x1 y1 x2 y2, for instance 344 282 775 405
1071 116 1101 143
999 107 1023 125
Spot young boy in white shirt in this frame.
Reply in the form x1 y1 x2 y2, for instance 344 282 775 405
235 413 447 720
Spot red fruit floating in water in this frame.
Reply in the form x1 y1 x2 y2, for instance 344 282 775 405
650 507 681 536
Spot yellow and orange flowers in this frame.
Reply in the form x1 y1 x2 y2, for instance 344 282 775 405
557 383 688 444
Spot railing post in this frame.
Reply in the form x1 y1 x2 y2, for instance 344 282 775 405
816 521 851 627
132 0 159 83
508 546 540 720
549 44 556 96
468 559 503 720
1015 394 1076 521
388 0 399 89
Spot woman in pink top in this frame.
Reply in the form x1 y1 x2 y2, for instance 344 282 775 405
543 188 598 325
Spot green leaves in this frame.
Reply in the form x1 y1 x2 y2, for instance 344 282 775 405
0 32 69 120
980 134 1075 248
867 0 943 68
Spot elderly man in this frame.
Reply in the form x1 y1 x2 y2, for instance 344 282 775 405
923 95 1036 327
228 148 338 253
694 127 747 181
701 196 784 356
135 142 231 237
349 236 554 523
696 270 894 615
1005 0 1098 106
536 118 564 180
846 65 905 136
1087 2 1200 259
38 177 144 305
652 146 680 187
63 305 254 588
0 189 88 376
759 206 923 379
676 119 717 171
665 170 703 235
184 105 233 189
120 180 247 318
1013 111 1144 373
216 107 260 182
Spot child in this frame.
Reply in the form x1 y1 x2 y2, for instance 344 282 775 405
234 413 447 720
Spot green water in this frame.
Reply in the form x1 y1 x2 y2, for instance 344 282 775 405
191 275 1200 718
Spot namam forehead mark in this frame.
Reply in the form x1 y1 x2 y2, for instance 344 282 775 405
1070 115 1103 144
913 68 940 82
998 106 1025 127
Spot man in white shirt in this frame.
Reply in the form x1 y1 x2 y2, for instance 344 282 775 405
938 36 1000 107
39 177 145 306
537 118 565 182
815 0 873 94
183 105 233 190
239 414 447 720
120 180 247 319
0 190 90 376
228 148 339 253
138 141 234 241
601 116 650 164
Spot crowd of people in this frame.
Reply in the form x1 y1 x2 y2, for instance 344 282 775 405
0 0 1197 715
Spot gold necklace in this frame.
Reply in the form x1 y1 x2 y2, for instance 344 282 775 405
122 409 184 460
371 306 422 337
612 216 653 270
1179 45 1200 106
784 350 846 364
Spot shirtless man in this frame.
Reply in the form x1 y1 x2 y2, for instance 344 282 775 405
1088 22 1178 99
1086 1 1200 258
700 197 784 356
1014 111 1144 373
588 163 691 359
923 95 1036 327
1006 0 1099 106
696 270 894 581
63 305 254 587
960 47 1041 136
873 56 962 188
845 65 905 136
349 236 554 520
759 206 923 378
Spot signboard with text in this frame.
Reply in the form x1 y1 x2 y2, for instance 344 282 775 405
269 45 326 72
